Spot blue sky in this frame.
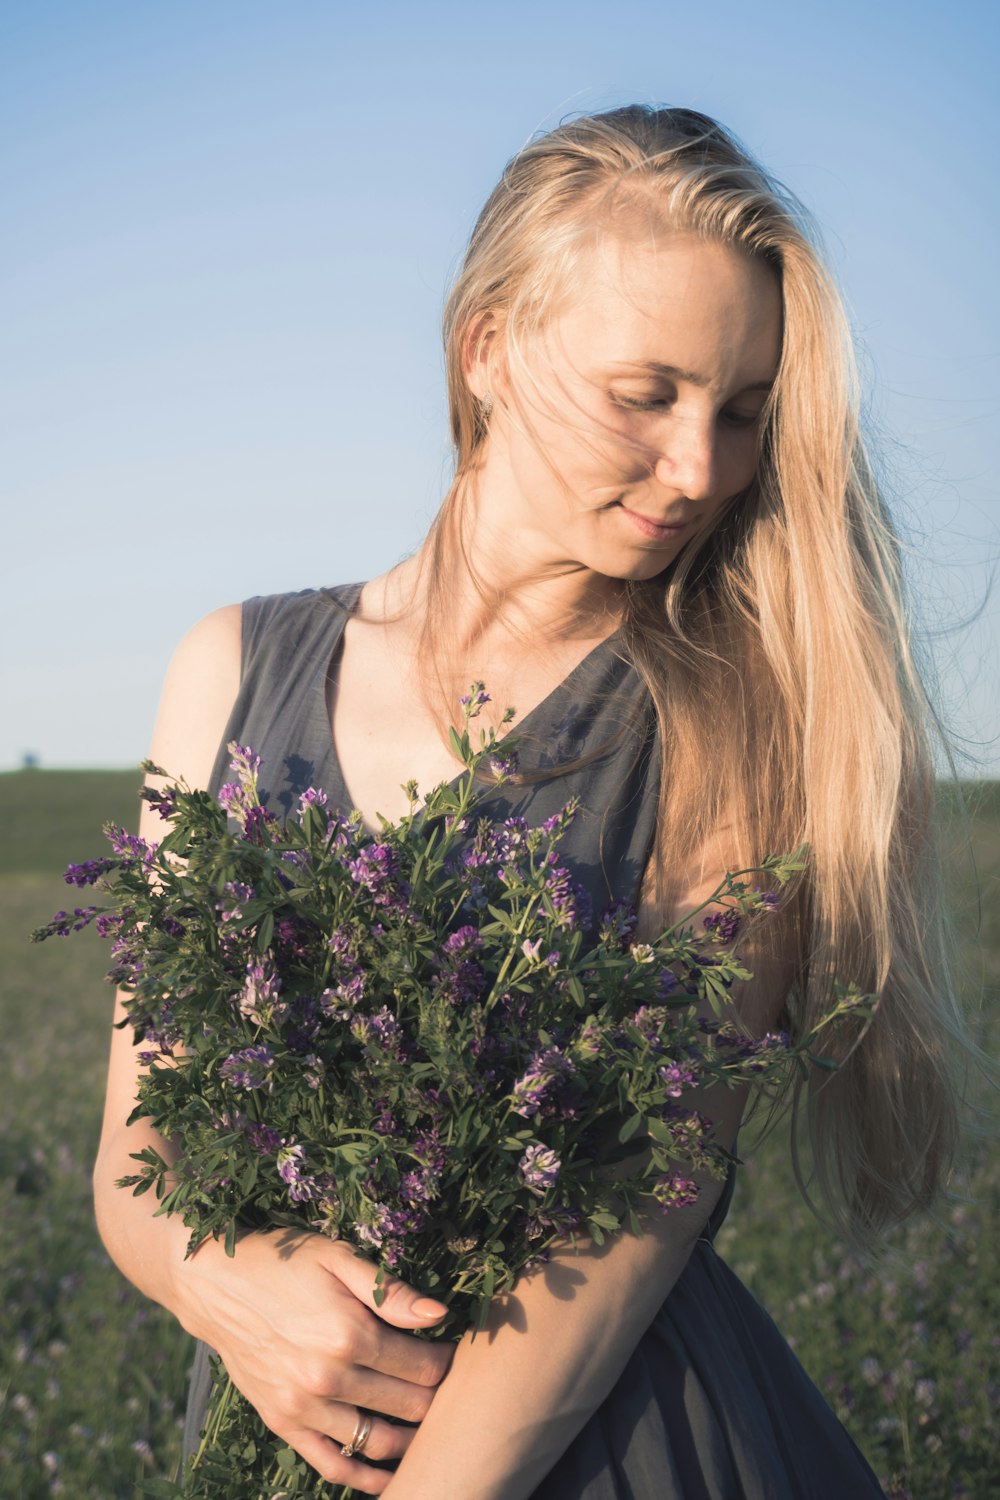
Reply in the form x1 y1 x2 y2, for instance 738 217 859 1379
2 0 998 772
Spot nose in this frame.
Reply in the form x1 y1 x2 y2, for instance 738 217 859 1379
651 417 717 501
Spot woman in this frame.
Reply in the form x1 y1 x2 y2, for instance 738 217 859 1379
94 106 962 1497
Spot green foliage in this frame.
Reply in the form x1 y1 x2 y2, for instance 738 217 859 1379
2 771 997 1498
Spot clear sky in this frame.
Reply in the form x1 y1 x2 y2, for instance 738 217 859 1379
2 0 998 773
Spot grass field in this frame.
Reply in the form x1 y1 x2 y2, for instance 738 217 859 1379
1 769 997 1499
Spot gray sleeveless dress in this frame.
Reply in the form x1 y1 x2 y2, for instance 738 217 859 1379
181 585 886 1498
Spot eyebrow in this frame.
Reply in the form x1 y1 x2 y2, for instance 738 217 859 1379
614 361 774 393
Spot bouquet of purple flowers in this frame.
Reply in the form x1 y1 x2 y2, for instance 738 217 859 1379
35 689 875 1498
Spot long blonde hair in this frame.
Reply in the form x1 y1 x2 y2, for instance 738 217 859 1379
426 105 966 1245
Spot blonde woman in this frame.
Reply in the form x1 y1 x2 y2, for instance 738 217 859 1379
94 107 962 1498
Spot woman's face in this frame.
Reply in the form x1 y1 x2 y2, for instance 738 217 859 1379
477 232 782 585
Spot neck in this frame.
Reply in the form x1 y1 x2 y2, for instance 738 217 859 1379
397 473 626 652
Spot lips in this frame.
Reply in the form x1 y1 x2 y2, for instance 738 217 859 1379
617 504 693 542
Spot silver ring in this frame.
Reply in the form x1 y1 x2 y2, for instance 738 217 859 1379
341 1410 373 1458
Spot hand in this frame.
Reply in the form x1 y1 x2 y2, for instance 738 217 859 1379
175 1227 454 1493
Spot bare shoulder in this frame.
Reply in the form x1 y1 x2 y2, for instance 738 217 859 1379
147 604 243 799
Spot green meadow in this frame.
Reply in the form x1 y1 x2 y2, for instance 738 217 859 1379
1 770 997 1499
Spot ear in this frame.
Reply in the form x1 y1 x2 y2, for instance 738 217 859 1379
462 309 507 402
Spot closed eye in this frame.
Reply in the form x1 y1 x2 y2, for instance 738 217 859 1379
720 408 764 428
609 392 670 412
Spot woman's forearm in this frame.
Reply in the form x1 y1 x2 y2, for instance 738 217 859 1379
92 1118 201 1325
380 1181 724 1500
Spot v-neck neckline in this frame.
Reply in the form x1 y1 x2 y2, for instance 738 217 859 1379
314 582 623 829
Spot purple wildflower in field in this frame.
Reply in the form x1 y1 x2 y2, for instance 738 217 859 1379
219 1045 274 1091
657 968 680 997
320 968 365 1015
95 910 125 937
46 906 100 937
347 842 398 895
217 881 253 923
329 925 361 962
459 689 491 708
490 746 520 778
242 805 274 843
703 908 741 943
628 1004 671 1046
598 901 637 948
107 828 158 864
236 956 283 1024
277 1143 320 1203
443 925 482 956
217 782 245 814
298 786 329 814
542 855 590 931
63 857 117 887
519 1144 561 1196
511 1046 576 1119
246 1122 282 1156
351 1005 404 1054
228 742 262 782
438 961 487 1006
651 1170 700 1212
658 1060 698 1097
139 784 178 820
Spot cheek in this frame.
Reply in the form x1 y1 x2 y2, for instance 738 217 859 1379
720 431 761 495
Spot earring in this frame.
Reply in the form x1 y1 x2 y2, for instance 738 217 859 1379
480 392 494 419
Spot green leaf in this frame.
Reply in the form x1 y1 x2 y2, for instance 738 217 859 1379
617 1114 643 1144
275 1447 299 1474
256 911 274 951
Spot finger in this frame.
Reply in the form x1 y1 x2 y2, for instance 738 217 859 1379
286 1428 395 1496
323 1358 445 1424
313 1402 415 1464
326 1241 449 1330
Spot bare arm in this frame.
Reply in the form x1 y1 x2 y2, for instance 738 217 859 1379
92 605 453 1492
380 845 793 1500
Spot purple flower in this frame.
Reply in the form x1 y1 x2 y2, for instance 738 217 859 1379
217 881 253 923
458 688 491 708
703 908 741 944
44 906 101 938
218 781 245 814
443 925 482 957
598 902 637 948
277 1143 321 1203
299 786 329 813
346 842 398 894
489 747 520 778
350 1005 404 1054
228 742 262 782
519 1144 561 1196
511 1047 576 1119
246 1122 282 1156
107 828 158 864
235 956 283 1024
542 856 590 931
658 1061 698 1097
139 785 178 820
651 1171 701 1212
219 1045 274 1091
63 858 117 887
434 958 486 1006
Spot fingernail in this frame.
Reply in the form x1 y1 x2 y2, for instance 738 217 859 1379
412 1297 446 1317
